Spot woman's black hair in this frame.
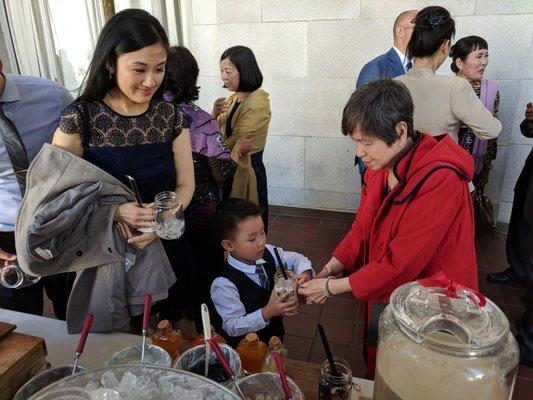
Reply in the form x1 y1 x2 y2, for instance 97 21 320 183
164 46 200 103
407 6 455 59
220 46 263 92
342 79 414 145
449 36 488 73
78 9 169 102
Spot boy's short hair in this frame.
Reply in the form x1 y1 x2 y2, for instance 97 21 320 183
215 198 264 240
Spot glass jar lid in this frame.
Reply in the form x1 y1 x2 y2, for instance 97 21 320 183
389 276 509 356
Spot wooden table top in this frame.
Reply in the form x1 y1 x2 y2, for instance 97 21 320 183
1 310 374 399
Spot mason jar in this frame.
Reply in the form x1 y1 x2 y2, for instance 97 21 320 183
319 357 354 399
154 191 185 240
0 263 41 289
273 269 299 304
374 280 519 400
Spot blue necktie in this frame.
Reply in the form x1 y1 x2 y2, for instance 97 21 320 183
406 60 413 71
255 264 268 289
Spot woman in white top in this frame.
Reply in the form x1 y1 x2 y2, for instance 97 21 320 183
395 6 501 141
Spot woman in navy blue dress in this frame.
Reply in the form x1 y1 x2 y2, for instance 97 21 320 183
52 9 199 331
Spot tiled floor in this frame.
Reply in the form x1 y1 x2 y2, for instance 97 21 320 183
42 205 532 398
267 205 532 400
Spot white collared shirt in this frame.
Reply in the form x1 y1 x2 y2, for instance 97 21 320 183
392 46 411 73
210 244 314 338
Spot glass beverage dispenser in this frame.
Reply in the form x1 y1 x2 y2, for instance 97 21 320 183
374 274 519 400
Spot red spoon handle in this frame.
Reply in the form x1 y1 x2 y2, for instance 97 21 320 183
76 314 94 354
273 351 292 400
143 293 152 331
208 338 234 378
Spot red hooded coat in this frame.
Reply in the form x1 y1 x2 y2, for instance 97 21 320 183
332 132 479 376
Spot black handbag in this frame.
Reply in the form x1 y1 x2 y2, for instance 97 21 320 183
473 188 496 236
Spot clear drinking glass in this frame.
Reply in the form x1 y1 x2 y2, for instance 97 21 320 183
0 263 41 288
273 269 299 303
154 191 185 240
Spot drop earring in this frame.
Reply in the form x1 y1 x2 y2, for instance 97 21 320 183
108 70 112 79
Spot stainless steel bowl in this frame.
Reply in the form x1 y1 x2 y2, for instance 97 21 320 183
173 343 242 387
13 365 86 400
105 344 172 367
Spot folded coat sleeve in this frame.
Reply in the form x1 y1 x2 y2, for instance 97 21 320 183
348 170 465 301
331 186 368 272
451 78 502 140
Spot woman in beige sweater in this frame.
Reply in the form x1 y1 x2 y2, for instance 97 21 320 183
395 6 501 142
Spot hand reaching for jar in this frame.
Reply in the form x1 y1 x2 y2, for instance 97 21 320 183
114 202 155 229
262 290 299 320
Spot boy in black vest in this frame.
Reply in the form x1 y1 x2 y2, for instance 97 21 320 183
211 198 314 347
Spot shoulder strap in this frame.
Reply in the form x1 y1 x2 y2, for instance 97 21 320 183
480 79 499 114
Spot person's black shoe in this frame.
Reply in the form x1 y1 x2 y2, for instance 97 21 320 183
517 333 533 368
486 268 525 285
521 355 533 368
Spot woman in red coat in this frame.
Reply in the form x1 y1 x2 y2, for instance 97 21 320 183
299 79 478 378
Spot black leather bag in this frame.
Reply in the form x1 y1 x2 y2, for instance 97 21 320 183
473 188 496 236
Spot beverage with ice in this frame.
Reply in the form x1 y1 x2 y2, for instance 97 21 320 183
273 270 298 303
154 191 185 240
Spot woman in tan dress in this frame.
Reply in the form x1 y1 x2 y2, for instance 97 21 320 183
212 46 271 232
395 6 501 142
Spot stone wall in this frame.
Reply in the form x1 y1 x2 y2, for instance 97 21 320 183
190 0 532 221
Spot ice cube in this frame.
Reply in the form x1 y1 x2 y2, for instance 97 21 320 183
86 382 100 391
118 371 138 393
138 381 158 397
136 375 150 388
89 388 121 400
101 370 120 389
158 380 173 395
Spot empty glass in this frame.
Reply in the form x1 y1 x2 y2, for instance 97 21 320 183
154 191 185 240
0 263 40 289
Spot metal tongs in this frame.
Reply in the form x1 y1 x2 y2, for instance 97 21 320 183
72 314 93 374
201 303 212 377
208 338 245 399
141 293 152 363
273 351 293 400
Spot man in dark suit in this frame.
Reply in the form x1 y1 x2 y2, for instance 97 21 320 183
487 103 533 366
488 104 533 286
356 10 418 88
354 10 417 180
